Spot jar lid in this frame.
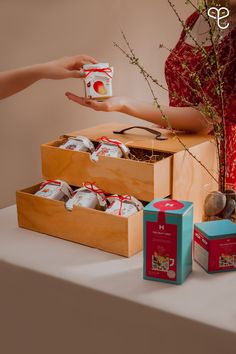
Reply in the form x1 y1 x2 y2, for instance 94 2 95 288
83 63 109 70
195 220 236 239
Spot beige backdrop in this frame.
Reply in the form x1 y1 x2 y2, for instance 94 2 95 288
0 0 194 208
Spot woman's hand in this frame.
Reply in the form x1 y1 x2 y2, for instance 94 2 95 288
65 92 211 133
0 54 97 100
39 55 97 80
65 92 126 112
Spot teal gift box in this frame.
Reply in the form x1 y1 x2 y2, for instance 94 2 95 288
194 220 236 273
143 199 193 285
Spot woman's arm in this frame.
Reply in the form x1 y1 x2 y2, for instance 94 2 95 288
0 55 97 100
65 93 213 133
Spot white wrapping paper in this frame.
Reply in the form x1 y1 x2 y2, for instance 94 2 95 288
90 137 130 162
35 180 73 201
59 135 95 153
65 183 107 211
106 195 143 217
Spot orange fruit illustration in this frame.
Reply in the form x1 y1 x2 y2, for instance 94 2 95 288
93 81 107 95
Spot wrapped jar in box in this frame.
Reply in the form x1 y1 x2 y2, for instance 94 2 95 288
35 180 73 202
106 195 143 217
59 135 95 153
83 63 114 99
194 220 236 273
65 182 107 211
90 136 130 162
143 198 193 285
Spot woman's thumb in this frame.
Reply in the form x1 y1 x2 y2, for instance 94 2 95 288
69 70 86 78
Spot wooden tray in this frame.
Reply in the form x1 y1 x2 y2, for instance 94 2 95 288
41 137 172 202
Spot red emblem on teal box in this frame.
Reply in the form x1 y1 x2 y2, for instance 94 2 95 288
153 200 185 211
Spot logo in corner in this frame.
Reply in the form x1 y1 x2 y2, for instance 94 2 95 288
208 6 230 30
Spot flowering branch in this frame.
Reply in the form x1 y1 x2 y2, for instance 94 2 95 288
114 0 233 191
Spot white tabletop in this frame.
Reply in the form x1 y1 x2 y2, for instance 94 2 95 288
0 205 236 354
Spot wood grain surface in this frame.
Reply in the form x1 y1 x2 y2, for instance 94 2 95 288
41 140 172 201
16 184 143 257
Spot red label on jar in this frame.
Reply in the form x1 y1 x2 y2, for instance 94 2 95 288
194 228 236 272
209 237 236 272
145 212 177 281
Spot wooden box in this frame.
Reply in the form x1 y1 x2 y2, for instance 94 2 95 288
16 122 217 257
41 129 172 202
16 184 143 257
41 123 217 221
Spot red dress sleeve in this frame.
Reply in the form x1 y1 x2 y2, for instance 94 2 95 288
165 11 236 189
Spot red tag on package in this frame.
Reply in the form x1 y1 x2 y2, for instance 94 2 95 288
194 220 236 273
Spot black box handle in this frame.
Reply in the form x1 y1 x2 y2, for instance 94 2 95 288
113 126 167 140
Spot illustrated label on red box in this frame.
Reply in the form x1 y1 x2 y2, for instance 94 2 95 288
146 213 177 281
194 220 236 273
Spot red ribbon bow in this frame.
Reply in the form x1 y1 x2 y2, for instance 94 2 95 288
111 195 132 216
82 182 107 201
83 67 112 79
98 136 123 148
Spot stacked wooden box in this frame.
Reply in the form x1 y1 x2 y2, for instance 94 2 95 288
16 122 217 257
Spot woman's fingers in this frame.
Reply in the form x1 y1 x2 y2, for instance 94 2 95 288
65 92 87 105
72 55 98 69
68 70 86 78
78 55 98 65
65 93 124 112
65 54 97 77
65 92 111 111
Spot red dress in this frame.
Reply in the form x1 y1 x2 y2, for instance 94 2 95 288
165 11 236 190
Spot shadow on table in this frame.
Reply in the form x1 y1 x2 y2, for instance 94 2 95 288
0 260 235 354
